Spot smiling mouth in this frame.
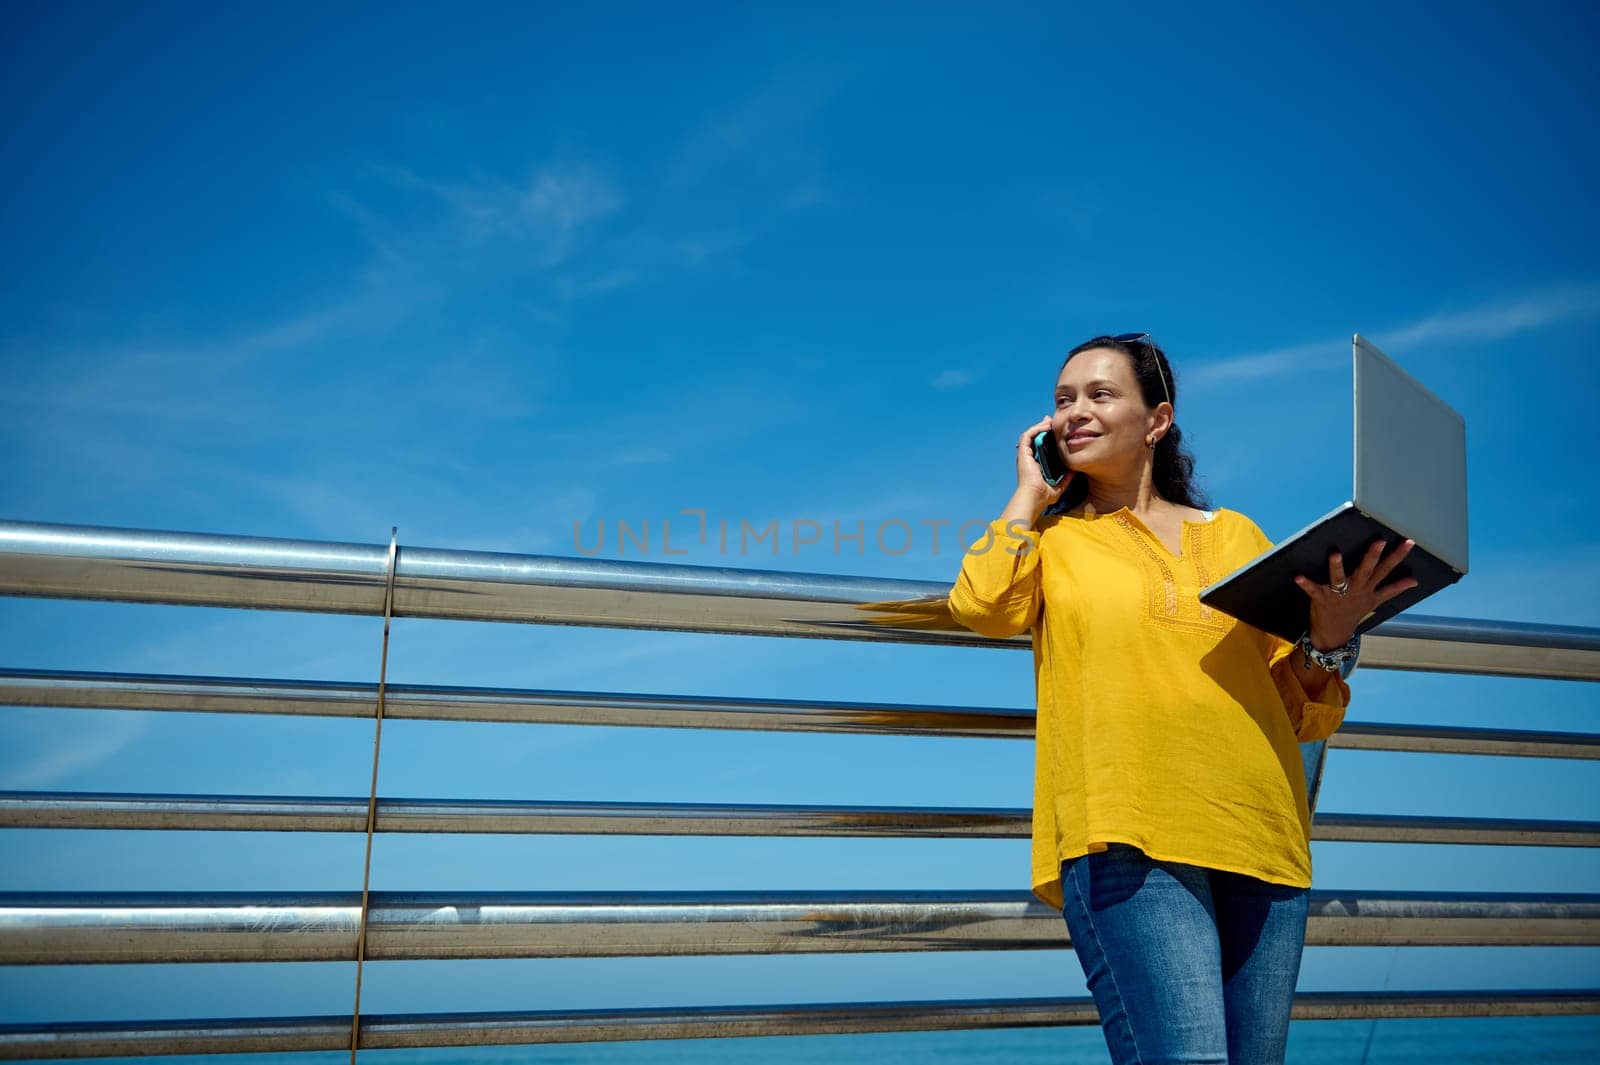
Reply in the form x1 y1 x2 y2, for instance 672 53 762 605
1066 433 1099 444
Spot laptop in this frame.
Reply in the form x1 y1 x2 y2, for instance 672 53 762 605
1198 334 1468 644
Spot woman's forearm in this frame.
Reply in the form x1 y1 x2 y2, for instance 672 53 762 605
998 488 1049 529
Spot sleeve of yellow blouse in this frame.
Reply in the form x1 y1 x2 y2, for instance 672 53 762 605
1267 636 1351 742
1238 513 1352 742
946 518 1043 639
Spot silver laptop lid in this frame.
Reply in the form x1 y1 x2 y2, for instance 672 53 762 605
1352 333 1469 574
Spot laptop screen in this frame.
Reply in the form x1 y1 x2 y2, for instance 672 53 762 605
1352 334 1469 574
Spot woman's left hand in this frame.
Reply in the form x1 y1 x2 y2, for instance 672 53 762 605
1294 538 1420 649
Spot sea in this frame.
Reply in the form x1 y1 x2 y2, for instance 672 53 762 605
78 1016 1600 1065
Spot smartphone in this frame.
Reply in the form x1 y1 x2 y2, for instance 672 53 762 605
1031 429 1070 487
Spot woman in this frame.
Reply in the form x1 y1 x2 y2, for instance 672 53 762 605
946 334 1417 1064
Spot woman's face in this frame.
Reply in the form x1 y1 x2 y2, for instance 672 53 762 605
1051 346 1164 477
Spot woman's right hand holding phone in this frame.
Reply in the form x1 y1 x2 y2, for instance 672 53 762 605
1015 416 1073 510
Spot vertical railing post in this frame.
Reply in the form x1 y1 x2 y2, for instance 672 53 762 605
348 528 399 1063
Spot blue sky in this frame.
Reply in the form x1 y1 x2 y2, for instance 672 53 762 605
2 0 1598 1043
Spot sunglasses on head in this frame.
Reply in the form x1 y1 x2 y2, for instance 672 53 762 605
1112 332 1171 408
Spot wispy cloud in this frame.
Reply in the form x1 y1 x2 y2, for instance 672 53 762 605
931 369 974 390
373 162 624 270
359 156 759 313
0 711 150 788
1186 279 1600 387
5 102 825 464
0 296 541 520
675 234 750 267
1379 280 1600 349
522 166 624 234
555 267 641 302
0 293 399 426
666 67 837 210
1 87 842 528
1185 338 1345 386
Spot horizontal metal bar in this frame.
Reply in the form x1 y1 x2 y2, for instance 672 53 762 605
0 791 372 832
1310 812 1600 847
0 520 986 647
3 521 1597 677
0 793 1027 836
5 670 1597 757
2 991 1597 1059
4 889 1598 964
0 669 1032 738
1328 720 1600 759
1352 614 1600 679
4 792 1597 849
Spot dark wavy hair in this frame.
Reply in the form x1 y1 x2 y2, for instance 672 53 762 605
1047 334 1211 514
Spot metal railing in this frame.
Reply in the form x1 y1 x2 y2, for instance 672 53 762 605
0 518 1597 1059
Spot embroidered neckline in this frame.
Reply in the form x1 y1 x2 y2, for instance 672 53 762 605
1104 507 1217 563
1107 511 1229 634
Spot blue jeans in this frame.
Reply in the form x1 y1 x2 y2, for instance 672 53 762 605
1059 843 1310 1064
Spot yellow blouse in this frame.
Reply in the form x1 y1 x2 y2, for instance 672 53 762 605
947 505 1350 911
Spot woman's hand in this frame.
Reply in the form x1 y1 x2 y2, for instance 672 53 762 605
1016 417 1073 506
1294 538 1420 649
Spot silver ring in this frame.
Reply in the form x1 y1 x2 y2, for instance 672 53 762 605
1331 579 1350 597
